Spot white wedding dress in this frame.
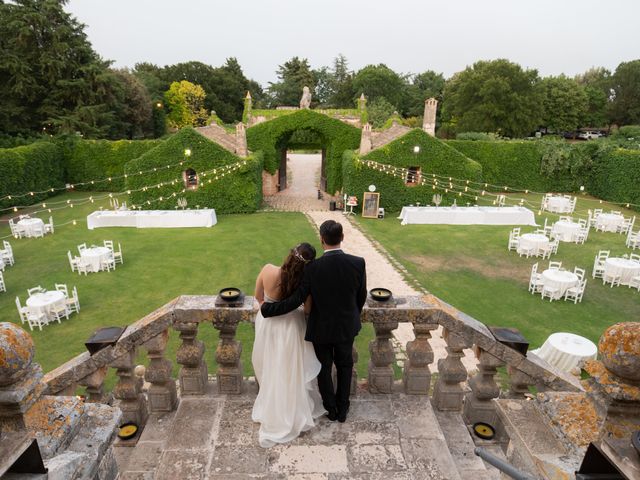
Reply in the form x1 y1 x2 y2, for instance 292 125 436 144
252 294 325 448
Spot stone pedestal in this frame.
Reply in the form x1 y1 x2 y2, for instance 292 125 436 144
174 322 208 395
213 315 243 395
110 349 148 428
432 328 471 410
368 317 398 394
403 322 437 395
144 330 178 412
463 348 504 426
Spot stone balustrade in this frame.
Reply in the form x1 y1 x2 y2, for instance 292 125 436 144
38 293 584 439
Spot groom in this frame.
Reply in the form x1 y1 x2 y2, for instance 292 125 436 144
261 219 367 422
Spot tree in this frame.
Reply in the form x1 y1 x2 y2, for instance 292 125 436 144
352 64 406 112
268 57 315 107
367 97 396 128
609 59 640 126
164 81 208 129
539 75 587 132
404 70 446 117
575 67 611 127
327 54 355 108
109 69 153 139
441 59 543 138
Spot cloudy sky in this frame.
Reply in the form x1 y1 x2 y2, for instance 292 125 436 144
66 0 639 85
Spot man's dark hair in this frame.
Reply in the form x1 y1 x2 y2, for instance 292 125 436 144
320 220 343 246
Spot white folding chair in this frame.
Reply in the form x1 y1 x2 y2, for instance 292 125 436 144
602 271 621 288
27 286 44 296
508 232 519 251
113 242 123 265
592 255 605 279
55 283 69 297
0 271 5 293
67 251 79 272
76 260 90 276
550 238 559 254
1 240 14 266
593 208 603 218
15 297 29 325
101 253 116 272
66 286 80 314
548 261 562 270
629 276 640 292
529 263 544 294
574 229 588 245
50 302 69 322
565 280 586 304
630 253 640 262
9 219 26 239
77 243 87 254
32 225 45 238
25 308 47 331
559 216 572 222
103 240 114 250
44 216 54 234
573 267 586 281
541 284 560 301
539 243 553 260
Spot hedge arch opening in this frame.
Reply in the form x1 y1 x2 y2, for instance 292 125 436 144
246 110 361 196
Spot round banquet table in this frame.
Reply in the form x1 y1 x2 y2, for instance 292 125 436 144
546 196 572 213
603 257 640 286
533 332 597 373
17 218 45 237
541 269 579 298
80 246 112 272
552 220 582 242
26 290 66 318
595 213 624 233
517 233 549 256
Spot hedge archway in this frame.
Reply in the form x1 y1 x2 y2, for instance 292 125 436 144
246 109 360 194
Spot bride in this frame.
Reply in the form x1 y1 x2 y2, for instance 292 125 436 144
251 242 326 448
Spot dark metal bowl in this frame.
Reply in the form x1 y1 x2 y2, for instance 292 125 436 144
219 287 241 301
117 422 139 440
370 288 392 301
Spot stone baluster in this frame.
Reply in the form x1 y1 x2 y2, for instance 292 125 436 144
110 349 148 428
368 317 398 394
78 366 109 403
463 347 505 426
432 328 471 410
213 317 243 394
174 322 207 395
403 322 438 395
144 329 178 412
506 365 534 398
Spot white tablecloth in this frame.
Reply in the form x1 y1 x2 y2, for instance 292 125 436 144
546 196 573 214
595 213 624 232
26 290 66 318
533 332 597 373
17 218 45 237
517 234 549 256
0 257 4 270
80 246 112 272
552 220 582 242
398 206 537 226
541 269 579 298
87 209 217 229
603 257 640 285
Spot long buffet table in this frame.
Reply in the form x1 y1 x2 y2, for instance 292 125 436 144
87 209 217 229
398 206 537 226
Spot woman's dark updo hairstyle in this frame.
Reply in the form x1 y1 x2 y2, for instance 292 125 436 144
280 242 316 299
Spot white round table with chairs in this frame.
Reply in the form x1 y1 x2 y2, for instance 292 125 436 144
540 269 579 300
552 220 582 242
17 217 45 238
517 233 549 257
532 332 598 373
546 196 573 214
603 257 640 286
595 213 624 233
26 290 66 318
80 246 112 272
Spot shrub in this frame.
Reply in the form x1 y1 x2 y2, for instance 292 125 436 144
125 127 262 213
342 129 483 212
0 142 65 209
588 148 640 211
455 132 499 141
246 109 360 194
65 139 163 191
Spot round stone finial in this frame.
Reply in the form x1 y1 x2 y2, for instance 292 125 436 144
599 322 640 382
0 322 35 387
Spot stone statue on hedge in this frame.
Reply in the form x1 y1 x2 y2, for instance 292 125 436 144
300 86 312 109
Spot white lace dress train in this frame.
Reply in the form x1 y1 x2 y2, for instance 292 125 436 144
251 296 325 448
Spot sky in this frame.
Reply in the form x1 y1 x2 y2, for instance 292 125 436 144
66 0 639 86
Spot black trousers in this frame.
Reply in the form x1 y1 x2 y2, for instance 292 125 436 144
313 340 354 412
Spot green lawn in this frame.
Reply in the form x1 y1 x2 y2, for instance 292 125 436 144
354 193 640 349
0 192 374 380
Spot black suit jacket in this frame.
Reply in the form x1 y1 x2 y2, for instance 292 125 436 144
260 249 367 344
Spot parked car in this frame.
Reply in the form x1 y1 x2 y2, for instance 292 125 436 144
578 131 602 140
562 131 579 140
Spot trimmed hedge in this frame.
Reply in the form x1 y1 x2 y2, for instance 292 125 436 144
65 139 163 191
0 142 65 209
446 140 578 192
342 129 483 213
247 109 360 194
125 128 262 214
588 148 640 210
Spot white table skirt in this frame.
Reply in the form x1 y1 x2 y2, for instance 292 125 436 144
17 218 45 237
595 213 624 232
532 332 597 373
517 234 549 255
26 291 66 318
0 258 4 270
80 246 112 272
541 269 579 298
603 257 640 285
398 206 537 226
552 221 582 242
546 196 573 213
87 209 217 229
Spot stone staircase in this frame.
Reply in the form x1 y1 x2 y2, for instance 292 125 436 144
114 380 502 480
195 124 237 154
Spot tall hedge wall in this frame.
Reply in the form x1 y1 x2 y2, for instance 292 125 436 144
246 109 360 194
0 142 65 209
125 128 262 214
342 129 483 213
588 148 640 210
65 139 163 191
445 140 577 192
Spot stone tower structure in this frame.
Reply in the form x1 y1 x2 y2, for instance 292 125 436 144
422 98 438 136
